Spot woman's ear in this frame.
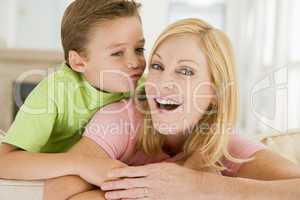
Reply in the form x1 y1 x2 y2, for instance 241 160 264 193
68 50 87 73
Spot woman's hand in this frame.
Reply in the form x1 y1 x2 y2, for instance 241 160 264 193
100 162 204 200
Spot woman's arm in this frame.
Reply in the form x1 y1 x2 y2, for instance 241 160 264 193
43 175 95 200
68 190 106 200
43 137 127 200
185 149 300 200
237 149 300 180
232 149 300 199
189 149 300 200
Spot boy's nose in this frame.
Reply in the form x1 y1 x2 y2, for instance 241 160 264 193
127 63 139 69
127 54 142 69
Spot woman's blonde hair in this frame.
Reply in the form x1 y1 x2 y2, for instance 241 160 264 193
137 18 247 171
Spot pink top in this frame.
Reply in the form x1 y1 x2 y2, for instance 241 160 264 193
84 99 267 177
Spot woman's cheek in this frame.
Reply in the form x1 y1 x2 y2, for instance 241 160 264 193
145 78 160 95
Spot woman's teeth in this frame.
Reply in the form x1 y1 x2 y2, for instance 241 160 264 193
155 97 182 111
156 98 179 105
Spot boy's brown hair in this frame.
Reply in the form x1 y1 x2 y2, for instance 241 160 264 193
61 0 141 63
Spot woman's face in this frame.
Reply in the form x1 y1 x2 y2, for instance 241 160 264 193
145 34 215 135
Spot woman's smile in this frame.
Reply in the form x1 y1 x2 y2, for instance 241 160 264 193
154 96 183 113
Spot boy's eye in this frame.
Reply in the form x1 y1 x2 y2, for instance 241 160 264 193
150 63 163 71
111 51 124 57
136 48 145 55
176 68 194 76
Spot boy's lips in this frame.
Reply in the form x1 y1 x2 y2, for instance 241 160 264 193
130 72 143 81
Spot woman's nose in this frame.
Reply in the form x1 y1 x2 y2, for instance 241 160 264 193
162 81 176 90
158 77 179 92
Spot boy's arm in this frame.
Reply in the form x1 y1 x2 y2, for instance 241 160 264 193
0 76 79 180
0 143 77 180
0 138 125 182
43 137 127 200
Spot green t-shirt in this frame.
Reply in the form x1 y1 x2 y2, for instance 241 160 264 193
3 63 133 153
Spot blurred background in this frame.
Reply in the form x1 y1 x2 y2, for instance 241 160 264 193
0 0 299 137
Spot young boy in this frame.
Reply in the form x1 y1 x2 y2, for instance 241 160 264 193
0 0 145 181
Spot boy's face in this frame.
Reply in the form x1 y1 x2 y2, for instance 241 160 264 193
70 16 146 93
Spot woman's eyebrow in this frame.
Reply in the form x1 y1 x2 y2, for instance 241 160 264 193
152 53 164 62
138 38 146 45
177 59 200 66
153 53 162 58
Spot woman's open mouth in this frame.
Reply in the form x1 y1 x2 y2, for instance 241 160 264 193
154 97 183 112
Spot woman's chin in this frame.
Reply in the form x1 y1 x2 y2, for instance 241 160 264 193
153 124 180 136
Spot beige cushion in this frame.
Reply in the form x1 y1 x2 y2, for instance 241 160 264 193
0 134 44 200
0 180 43 200
260 131 300 165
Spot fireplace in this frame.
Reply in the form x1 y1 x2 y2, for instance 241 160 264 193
0 48 63 132
12 82 38 121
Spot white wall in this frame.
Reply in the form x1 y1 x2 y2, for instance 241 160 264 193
0 0 169 52
0 0 69 50
15 0 59 49
139 0 170 56
0 0 17 47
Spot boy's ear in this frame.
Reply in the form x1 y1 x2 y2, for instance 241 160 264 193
68 50 87 73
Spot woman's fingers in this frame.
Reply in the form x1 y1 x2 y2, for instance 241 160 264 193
101 177 149 191
104 187 150 199
107 166 150 178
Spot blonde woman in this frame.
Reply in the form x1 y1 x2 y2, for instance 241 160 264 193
44 18 300 200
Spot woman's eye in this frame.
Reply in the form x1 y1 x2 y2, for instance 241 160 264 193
111 51 124 57
177 68 194 76
151 63 163 70
136 48 145 55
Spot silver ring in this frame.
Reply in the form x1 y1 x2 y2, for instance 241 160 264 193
143 188 149 197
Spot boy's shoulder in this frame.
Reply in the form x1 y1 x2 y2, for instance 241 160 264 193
36 63 81 89
49 63 81 83
33 63 83 97
22 63 83 109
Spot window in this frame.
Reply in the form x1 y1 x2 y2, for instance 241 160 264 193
288 0 300 129
289 0 300 63
0 0 70 50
